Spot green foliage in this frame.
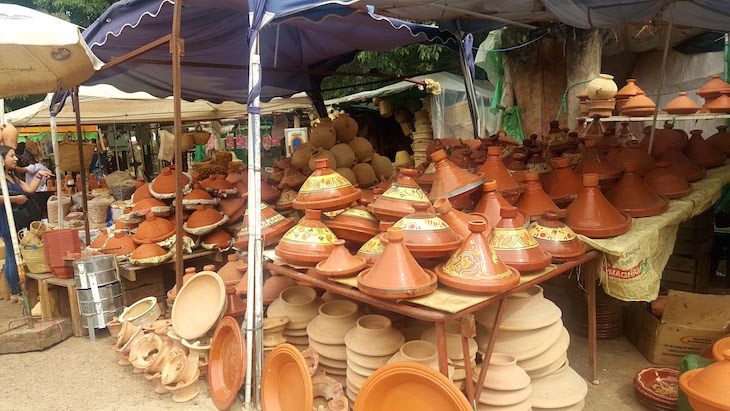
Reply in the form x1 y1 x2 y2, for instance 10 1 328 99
29 0 116 27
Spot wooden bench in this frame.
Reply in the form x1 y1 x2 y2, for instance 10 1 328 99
44 277 86 337
24 272 54 318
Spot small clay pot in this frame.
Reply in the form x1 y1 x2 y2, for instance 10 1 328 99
352 163 378 189
330 143 357 168
349 137 375 163
310 123 337 149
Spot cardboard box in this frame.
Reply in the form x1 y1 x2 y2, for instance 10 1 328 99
624 290 730 365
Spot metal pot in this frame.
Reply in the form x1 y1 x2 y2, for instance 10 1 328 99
73 255 118 289
82 307 124 329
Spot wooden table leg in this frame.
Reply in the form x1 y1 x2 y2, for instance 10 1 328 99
461 334 475 403
475 299 505 401
435 321 449 377
39 279 52 321
67 285 86 337
586 267 598 383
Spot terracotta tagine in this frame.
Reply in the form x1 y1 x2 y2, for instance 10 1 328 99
217 196 246 224
415 162 435 192
133 213 176 244
171 270 227 340
259 177 282 204
490 206 551 272
344 314 405 357
697 74 730 101
103 231 138 256
525 147 553 181
233 260 249 296
449 148 478 173
233 203 295 250
543 158 583 208
435 220 520 293
357 227 438 299
707 91 730 113
200 174 237 196
369 168 434 222
274 184 297 211
640 123 688 159
707 126 730 155
394 202 463 262
659 146 706 182
131 197 169 214
356 221 393 267
279 162 307 190
223 286 246 318
575 139 622 191
606 160 669 218
433 197 490 239
293 158 361 211
514 172 560 221
427 149 486 210
150 167 192 199
182 182 218 210
565 173 632 238
275 209 338 266
643 161 693 199
621 91 656 116
316 240 367 278
663 92 701 115
184 204 228 235
528 210 586 263
616 78 643 100
217 254 245 286
324 204 380 245
473 180 527 227
132 179 153 203
478 146 524 202
684 130 727 169
615 121 638 145
90 232 108 249
580 115 606 140
606 140 655 177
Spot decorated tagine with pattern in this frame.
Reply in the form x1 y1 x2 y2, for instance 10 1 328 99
274 184 297 211
356 221 393 267
528 210 586 263
275 209 338 266
369 168 434 222
428 149 486 210
233 203 295 250
394 202 463 263
324 203 380 245
490 206 551 272
293 158 361 211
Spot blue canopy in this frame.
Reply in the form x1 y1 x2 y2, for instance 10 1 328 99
81 0 457 103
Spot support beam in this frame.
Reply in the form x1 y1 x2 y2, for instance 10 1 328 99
72 87 90 245
99 35 172 72
425 4 536 29
566 29 603 129
171 0 184 290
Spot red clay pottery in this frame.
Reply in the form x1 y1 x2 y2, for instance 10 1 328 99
217 196 245 224
103 231 138 256
394 202 463 261
435 220 519 293
234 203 295 250
663 92 701 114
209 316 247 410
428 149 486 210
478 146 524 201
643 161 693 199
449 148 478 173
707 91 730 113
575 139 622 191
528 210 586 262
433 197 490 239
415 162 435 192
260 177 282 204
473 180 527 227
544 120 570 154
633 367 679 410
150 167 192 199
659 146 706 182
684 130 727 169
580 115 606 140
261 344 314 411
615 121 638 145
132 180 153 203
640 123 688 159
223 286 246 319
275 209 338 266
707 126 730 155
596 130 619 154
713 337 730 362
261 275 297 305
133 213 176 244
356 221 393 267
615 79 643 100
565 173 632 238
293 158 361 211
183 182 218 209
697 74 730 100
544 158 583 208
274 184 297 211
369 168 434 222
515 172 560 221
185 204 228 235
490 206 551 272
525 147 553 183
171 270 227 340
505 153 527 173
621 91 656 116
217 254 245 286
279 162 307 190
316 240 367 278
357 227 438 299
324 205 380 245
679 350 730 411
131 197 168 214
606 161 669 217
606 140 655 177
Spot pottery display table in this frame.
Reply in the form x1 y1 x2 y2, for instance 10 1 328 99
265 249 601 404
117 249 223 282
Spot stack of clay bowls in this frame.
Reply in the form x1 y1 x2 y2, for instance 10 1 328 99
344 315 405 405
421 321 478 390
267 286 324 351
411 109 433 167
472 353 532 410
307 300 361 388
568 282 624 340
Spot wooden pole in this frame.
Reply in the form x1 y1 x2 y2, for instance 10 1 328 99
72 86 90 245
171 0 184 290
647 16 674 156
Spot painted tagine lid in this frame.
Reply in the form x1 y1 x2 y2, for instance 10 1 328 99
565 173 632 238
679 349 730 411
606 140 656 177
490 206 551 272
217 196 246 224
473 180 527 228
659 146 706 182
643 161 693 199
150 167 192 199
356 221 393 267
324 205 380 245
528 210 586 263
435 220 520 294
133 213 176 244
132 179 153 203
433 197 490 239
261 344 313 411
394 202 463 261
684 130 727 169
543 158 583 208
357 227 438 299
606 161 669 218
515 172 560 220
274 184 297 211
663 92 701 115
427 149 486 209
707 126 730 155
275 209 338 266
234 203 296 249
575 139 622 190
316 240 367 278
293 158 361 211
370 168 434 222
478 146 524 198
209 316 247 410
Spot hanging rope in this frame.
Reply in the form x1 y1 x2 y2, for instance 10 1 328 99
555 78 596 121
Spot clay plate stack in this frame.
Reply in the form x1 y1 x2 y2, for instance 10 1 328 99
633 367 679 411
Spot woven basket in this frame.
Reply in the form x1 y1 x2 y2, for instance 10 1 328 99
58 133 96 172
185 125 211 146
21 242 51 274
30 221 48 238
18 228 40 247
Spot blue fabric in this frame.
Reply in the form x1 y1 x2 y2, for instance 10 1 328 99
0 177 24 295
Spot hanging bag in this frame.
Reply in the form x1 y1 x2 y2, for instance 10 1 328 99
58 132 96 172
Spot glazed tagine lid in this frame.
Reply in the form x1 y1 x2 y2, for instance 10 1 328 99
357 227 438 299
514 172 560 220
150 166 192 198
316 240 367 278
435 220 520 294
394 202 463 260
433 197 490 240
274 184 297 211
679 349 730 411
528 210 587 263
565 173 632 238
353 362 472 411
643 161 693 199
132 179 153 203
490 206 551 272
234 203 295 249
663 92 701 115
684 130 727 169
427 149 486 209
606 140 656 177
171 270 227 340
275 209 338 266
707 126 730 155
293 158 361 211
370 168 434 222
217 196 246 224
324 204 380 245
473 180 527 227
575 139 623 186
209 316 247 410
133 213 176 244
543 158 583 207
478 146 524 197
605 161 669 218
261 344 314 411
659 146 706 182
697 74 730 99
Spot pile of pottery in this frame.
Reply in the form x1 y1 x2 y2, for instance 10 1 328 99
567 282 624 340
472 353 533 410
634 366 679 411
307 300 361 386
267 286 324 352
421 321 477 390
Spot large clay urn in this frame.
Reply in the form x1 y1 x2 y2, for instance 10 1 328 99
679 349 730 411
433 197 490 239
707 126 730 155
642 161 693 199
605 161 668 218
658 146 706 182
514 172 560 221
356 227 437 299
564 173 632 238
369 168 433 222
349 137 375 163
330 143 357 168
528 210 586 263
293 158 361 211
543 158 583 208
435 220 520 293
586 74 618 100
310 123 337 149
575 139 622 191
324 205 380 245
473 180 527 228
478 146 524 202
275 209 338 266
683 130 726 169
427 149 486 210
489 206 551 272
606 140 655 177
394 202 463 262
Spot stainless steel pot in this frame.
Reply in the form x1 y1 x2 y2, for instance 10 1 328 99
82 307 124 329
74 255 119 289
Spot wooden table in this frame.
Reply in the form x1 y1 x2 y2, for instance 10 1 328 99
265 250 601 404
117 249 223 282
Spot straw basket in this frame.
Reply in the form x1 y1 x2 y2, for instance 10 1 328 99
58 133 96 172
20 232 51 274
185 125 211 146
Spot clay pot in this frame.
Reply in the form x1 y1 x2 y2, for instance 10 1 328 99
615 79 643 99
132 180 153 203
344 314 404 357
330 143 357 169
565 173 632 238
167 268 196 301
324 205 380 245
435 220 520 293
356 221 392 267
606 140 655 177
217 196 245 224
529 365 587 409
333 113 358 142
707 126 730 155
263 316 289 347
473 353 530 392
543 158 583 208
621 91 656 116
293 158 361 211
234 203 295 250
267 286 324 330
171 271 227 340
640 123 688 159
474 180 526 227
684 130 726 169
490 206 551 272
586 74 617 100
515 172 560 221
575 139 622 191
259 178 282 204
478 146 524 200
428 149 486 209
643 161 693 199
202 230 233 251
357 227 437 299
352 162 378 189
315 240 367 278
525 147 553 181
370 154 394 180
449 148 478 173
386 340 440 372
528 210 586 263
183 182 218 210
697 74 730 100
307 300 360 345
415 162 435 192
334 167 357 186
133 213 175 244
275 209 338 266
261 344 314 411
184 204 228 234
658 146 706 182
349 137 375 163
707 91 730 113
104 231 138 256
433 197 490 239
262 275 297 304
90 232 108 249
150 167 191 198
606 160 669 218
292 142 316 171
309 148 338 172
369 168 433 222
129 242 170 265
310 123 337 149
182 336 212 361
544 121 570 154
394 202 463 261
120 296 161 326
663 92 701 115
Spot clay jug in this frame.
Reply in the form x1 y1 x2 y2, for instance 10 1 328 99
310 123 337 149
683 130 726 169
330 143 357 168
349 137 375 163
308 148 338 171
336 167 357 185
291 142 315 171
586 74 617 100
332 112 358 143
605 160 668 218
352 163 378 189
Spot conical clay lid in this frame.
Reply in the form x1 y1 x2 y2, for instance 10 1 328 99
515 172 560 220
428 149 486 209
293 158 361 211
659 146 706 182
544 158 583 208
528 210 586 263
565 173 631 238
642 161 693 199
575 139 622 189
605 161 668 217
473 180 527 228
683 130 726 169
478 147 524 197
490 206 551 272
706 126 730 155
316 240 367 278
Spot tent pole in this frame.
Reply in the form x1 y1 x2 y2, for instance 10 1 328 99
171 0 184 291
647 9 674 155
50 116 64 225
72 86 90 245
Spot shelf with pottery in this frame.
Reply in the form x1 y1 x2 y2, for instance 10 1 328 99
117 249 224 282
584 113 730 122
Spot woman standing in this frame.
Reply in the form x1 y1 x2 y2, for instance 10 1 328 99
0 146 53 302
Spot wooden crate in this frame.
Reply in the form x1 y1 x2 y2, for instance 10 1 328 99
673 237 713 258
678 209 714 230
121 266 166 307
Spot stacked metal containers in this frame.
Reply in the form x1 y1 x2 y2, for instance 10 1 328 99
73 255 123 340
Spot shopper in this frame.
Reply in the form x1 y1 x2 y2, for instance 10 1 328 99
0 146 53 302
17 151 51 192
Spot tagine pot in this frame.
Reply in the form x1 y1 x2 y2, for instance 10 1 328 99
275 184 298 211
514 172 560 221
344 314 405 357
575 139 622 191
528 210 586 263
202 230 233 250
659 146 706 182
684 130 727 169
324 205 380 245
707 91 730 113
664 92 701 115
679 348 730 411
621 91 656 116
428 149 485 209
606 140 656 177
275 209 338 266
434 197 490 239
707 126 730 155
542 158 583 209
435 220 520 293
184 204 228 235
473 180 527 227
234 203 295 250
356 221 392 267
133 213 176 244
643 161 693 199
223 286 246 319
394 202 463 262
307 300 360 345
605 160 669 218
479 146 524 201
415 162 435 192
104 231 138 256
315 240 367 278
565 173 632 238
150 167 192 199
640 123 689 159
369 168 434 222
490 206 551 272
293 158 361 211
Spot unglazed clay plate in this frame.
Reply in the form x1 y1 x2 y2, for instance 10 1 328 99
209 317 246 410
261 343 314 411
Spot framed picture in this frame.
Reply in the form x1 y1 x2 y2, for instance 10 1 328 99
284 127 308 157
